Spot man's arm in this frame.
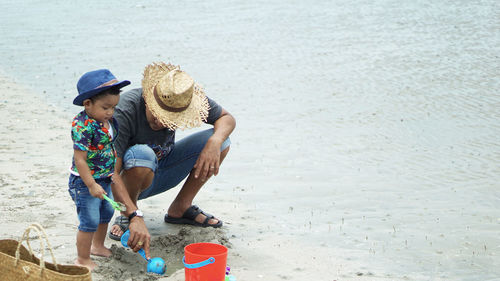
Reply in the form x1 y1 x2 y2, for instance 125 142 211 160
111 157 152 259
109 91 152 258
193 108 236 181
110 158 136 213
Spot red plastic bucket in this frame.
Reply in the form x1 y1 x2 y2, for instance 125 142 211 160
183 243 228 281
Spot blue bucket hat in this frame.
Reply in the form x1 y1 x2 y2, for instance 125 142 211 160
74 69 130 106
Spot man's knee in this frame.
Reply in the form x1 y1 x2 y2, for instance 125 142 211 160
220 137 231 155
221 145 230 157
124 166 154 177
123 144 158 172
122 166 155 194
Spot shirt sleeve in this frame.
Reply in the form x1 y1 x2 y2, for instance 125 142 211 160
113 109 131 158
113 88 142 158
71 119 92 151
205 97 222 125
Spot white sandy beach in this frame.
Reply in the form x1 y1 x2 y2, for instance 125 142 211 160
0 74 348 281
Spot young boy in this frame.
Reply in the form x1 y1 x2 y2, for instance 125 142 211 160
68 69 130 270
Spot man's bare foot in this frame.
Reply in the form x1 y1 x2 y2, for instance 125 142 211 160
91 245 112 257
109 224 125 238
75 258 97 271
108 216 128 240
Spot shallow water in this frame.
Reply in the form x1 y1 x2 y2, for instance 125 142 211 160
1 0 499 280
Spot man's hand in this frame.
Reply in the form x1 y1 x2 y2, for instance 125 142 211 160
127 216 151 259
193 137 221 182
193 108 235 182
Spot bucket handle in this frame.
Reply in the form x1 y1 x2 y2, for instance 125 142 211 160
182 256 215 269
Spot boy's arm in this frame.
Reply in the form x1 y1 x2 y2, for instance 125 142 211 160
73 149 106 199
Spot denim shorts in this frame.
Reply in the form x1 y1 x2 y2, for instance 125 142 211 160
122 128 231 200
68 175 115 232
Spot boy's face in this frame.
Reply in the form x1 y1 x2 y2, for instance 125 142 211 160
83 94 119 124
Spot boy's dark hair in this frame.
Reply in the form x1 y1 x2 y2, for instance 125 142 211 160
89 87 121 102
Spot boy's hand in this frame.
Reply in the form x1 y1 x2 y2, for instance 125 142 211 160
88 182 106 199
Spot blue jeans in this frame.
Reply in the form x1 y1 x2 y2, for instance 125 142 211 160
122 128 231 200
68 175 115 232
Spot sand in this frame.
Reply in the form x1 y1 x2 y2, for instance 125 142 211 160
1 69 499 280
0 75 225 281
0 74 347 281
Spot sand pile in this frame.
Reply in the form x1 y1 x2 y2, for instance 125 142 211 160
93 226 231 281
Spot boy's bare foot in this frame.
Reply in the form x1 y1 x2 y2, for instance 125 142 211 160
91 245 112 257
75 258 97 271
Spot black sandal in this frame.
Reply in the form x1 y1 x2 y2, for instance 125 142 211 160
164 205 222 228
108 215 129 241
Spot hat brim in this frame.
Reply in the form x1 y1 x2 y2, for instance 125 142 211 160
73 80 131 106
142 62 209 130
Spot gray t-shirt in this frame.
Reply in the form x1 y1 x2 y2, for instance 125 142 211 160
114 88 222 159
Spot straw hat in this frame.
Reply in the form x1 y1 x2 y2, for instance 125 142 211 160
142 62 209 130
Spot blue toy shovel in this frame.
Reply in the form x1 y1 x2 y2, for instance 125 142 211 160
120 230 166 275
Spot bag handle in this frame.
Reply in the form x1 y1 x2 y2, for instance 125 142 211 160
15 223 59 272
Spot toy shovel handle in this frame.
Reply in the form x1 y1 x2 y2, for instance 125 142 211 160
138 248 149 261
103 194 126 211
121 230 150 261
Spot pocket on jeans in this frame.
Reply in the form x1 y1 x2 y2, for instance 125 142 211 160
68 176 79 201
69 177 89 207
68 187 76 202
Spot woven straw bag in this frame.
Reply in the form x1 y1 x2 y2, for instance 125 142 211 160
0 223 91 281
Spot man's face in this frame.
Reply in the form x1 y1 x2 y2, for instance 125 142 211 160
145 106 166 131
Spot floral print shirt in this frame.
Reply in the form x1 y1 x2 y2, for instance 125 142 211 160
70 111 119 179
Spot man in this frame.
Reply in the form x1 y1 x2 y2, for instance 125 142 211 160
109 62 235 258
